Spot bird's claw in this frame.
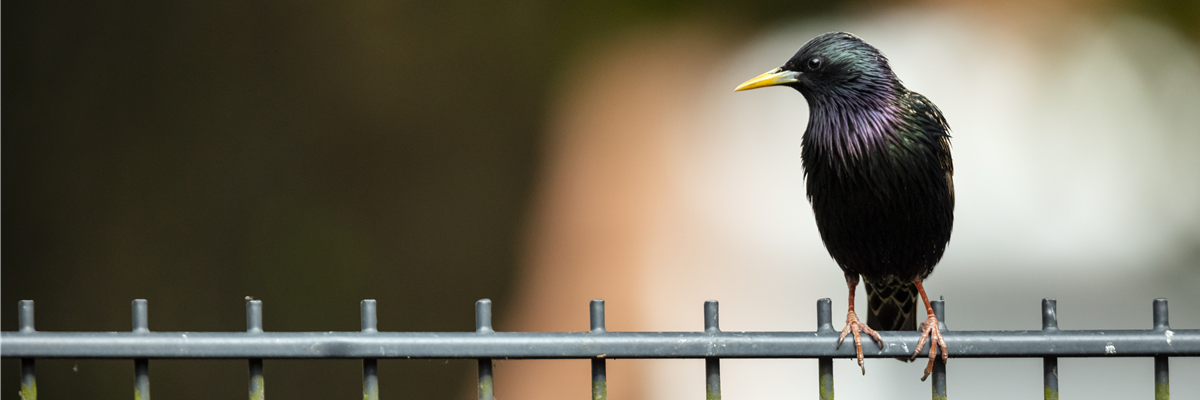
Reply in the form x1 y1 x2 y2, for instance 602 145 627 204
836 310 883 375
911 314 948 381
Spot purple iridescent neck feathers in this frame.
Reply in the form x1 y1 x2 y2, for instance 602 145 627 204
788 32 909 161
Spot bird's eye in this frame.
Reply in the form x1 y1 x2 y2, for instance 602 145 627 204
807 57 823 70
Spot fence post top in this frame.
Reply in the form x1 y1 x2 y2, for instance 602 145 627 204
590 299 606 333
476 298 494 334
816 298 834 334
132 299 149 334
1042 298 1059 332
1153 298 1169 331
704 301 720 334
246 300 263 334
362 299 379 333
18 300 35 334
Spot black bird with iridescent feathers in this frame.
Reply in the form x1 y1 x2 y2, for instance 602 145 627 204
736 32 953 380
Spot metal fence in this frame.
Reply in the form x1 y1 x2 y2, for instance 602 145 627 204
2 297 1197 400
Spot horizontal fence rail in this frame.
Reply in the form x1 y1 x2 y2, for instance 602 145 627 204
6 327 1199 359
2 297 1195 400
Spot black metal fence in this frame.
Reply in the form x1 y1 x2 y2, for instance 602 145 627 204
2 297 1196 400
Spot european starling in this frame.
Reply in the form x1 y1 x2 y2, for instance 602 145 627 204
735 32 953 380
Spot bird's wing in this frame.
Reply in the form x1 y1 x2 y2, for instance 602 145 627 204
901 91 954 208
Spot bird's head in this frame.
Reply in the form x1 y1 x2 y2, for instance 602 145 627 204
735 32 899 105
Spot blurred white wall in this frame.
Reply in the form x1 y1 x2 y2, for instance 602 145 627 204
506 6 1200 400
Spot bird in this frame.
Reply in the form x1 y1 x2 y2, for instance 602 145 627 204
734 31 953 381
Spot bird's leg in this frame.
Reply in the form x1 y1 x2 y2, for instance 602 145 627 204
909 279 948 381
836 276 883 375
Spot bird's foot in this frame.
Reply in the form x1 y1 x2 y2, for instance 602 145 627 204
836 310 883 375
911 314 948 381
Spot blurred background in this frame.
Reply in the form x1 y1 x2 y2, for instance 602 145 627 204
3 0 1199 399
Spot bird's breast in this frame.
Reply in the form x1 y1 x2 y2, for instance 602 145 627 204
802 143 954 282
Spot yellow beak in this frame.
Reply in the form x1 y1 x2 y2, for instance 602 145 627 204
734 68 800 91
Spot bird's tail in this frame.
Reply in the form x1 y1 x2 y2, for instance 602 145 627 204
865 279 918 331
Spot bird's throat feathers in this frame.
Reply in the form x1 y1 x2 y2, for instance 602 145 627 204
792 32 911 165
803 91 906 165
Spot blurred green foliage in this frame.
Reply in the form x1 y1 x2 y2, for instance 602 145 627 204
1133 0 1200 42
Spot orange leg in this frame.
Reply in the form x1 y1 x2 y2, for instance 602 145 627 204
837 277 883 374
910 279 948 381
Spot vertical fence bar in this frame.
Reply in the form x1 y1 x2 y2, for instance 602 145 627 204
1153 298 1169 400
1041 299 1058 400
591 300 607 400
817 358 833 400
21 359 36 400
132 299 151 400
476 299 495 400
19 300 37 400
931 298 947 400
816 298 834 400
1155 357 1169 400
704 301 720 400
362 300 380 400
247 300 265 400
